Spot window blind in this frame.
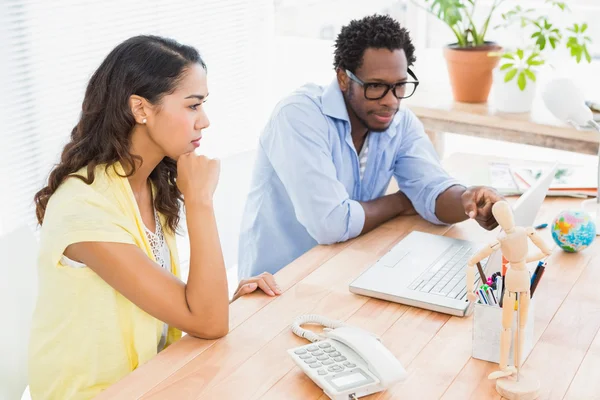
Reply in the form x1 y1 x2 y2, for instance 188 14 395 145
0 0 274 235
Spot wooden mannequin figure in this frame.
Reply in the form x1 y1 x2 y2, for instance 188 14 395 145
466 201 552 400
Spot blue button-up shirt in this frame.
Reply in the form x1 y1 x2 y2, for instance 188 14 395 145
238 79 461 278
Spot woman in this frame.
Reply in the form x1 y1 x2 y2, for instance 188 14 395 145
29 35 280 399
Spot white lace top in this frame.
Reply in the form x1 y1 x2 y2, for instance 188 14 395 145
61 208 171 352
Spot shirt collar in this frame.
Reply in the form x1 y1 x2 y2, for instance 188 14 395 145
321 77 402 138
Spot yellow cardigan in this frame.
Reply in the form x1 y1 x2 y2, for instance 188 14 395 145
28 162 182 399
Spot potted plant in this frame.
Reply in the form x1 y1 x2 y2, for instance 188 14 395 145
493 1 593 113
411 0 505 103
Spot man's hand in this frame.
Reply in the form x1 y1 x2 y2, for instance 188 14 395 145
461 186 504 230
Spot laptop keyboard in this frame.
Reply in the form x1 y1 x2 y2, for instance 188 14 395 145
407 244 487 300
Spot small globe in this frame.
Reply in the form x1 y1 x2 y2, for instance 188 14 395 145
551 210 596 253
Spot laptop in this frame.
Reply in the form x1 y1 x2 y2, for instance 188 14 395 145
349 163 558 317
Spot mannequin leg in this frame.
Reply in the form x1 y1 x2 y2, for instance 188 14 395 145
515 291 531 371
489 291 518 380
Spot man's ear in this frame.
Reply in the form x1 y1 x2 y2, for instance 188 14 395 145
336 68 349 92
129 95 150 124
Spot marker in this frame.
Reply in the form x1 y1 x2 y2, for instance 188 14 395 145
530 261 545 290
534 223 548 230
530 264 546 298
487 287 498 305
499 275 506 308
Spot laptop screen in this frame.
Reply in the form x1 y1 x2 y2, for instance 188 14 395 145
484 163 558 272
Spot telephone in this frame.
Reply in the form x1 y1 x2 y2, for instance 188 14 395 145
288 315 407 400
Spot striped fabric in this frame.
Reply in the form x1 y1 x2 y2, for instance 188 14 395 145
358 134 369 181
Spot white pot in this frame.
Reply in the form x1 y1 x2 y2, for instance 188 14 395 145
493 69 537 113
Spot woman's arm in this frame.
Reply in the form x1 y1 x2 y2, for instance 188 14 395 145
65 153 229 339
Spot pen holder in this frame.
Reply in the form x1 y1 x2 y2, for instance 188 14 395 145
472 298 535 364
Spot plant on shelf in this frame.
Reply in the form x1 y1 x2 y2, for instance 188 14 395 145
409 0 507 103
496 1 592 92
412 0 504 48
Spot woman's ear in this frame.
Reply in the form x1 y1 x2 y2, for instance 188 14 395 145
129 95 149 124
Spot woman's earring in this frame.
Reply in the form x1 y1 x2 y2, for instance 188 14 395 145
142 118 147 124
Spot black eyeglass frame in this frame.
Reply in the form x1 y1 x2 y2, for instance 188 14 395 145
345 68 420 100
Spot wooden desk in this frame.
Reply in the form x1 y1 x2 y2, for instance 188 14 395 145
98 198 600 400
405 88 599 156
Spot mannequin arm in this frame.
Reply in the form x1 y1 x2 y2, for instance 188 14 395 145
466 240 500 301
525 226 553 263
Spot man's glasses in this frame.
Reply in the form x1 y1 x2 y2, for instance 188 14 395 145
345 69 419 100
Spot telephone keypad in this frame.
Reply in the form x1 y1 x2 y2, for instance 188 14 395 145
291 341 364 380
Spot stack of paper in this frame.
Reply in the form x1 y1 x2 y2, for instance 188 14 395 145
489 162 597 198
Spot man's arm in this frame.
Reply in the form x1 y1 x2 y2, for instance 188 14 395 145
264 101 414 245
359 190 416 234
435 184 469 224
393 110 463 225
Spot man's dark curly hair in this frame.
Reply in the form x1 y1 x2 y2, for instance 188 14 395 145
333 14 416 72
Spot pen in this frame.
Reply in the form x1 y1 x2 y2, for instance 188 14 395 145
497 276 503 307
530 264 546 298
534 223 548 230
476 291 485 304
530 261 544 289
477 262 487 285
488 287 498 305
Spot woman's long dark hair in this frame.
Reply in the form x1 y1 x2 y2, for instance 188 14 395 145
34 35 205 233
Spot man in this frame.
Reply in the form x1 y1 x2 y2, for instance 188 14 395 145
238 15 502 278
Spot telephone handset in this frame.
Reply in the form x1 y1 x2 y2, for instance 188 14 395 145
288 315 407 400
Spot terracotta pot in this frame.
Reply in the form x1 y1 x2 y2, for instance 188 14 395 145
443 43 502 103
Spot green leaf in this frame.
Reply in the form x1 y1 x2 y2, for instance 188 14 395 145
427 0 465 27
531 32 541 39
502 53 515 60
584 46 592 63
529 60 545 66
500 63 514 70
504 69 518 82
524 69 536 81
581 23 588 33
549 37 558 49
518 72 527 90
546 1 569 11
517 48 524 59
536 36 547 50
526 52 541 63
